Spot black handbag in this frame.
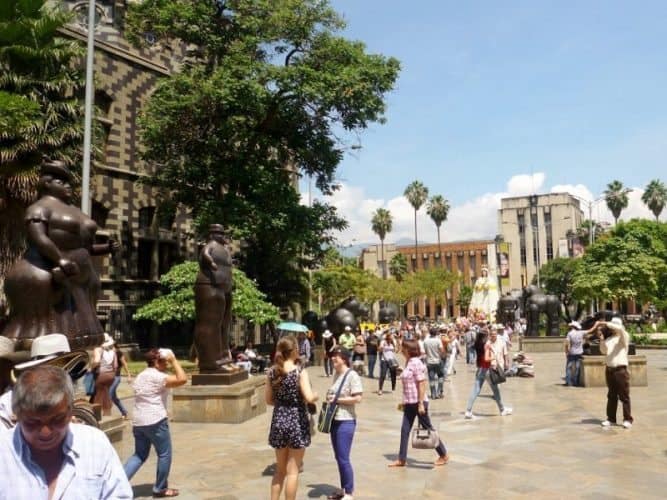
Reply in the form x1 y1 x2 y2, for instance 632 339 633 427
489 366 506 385
317 369 351 433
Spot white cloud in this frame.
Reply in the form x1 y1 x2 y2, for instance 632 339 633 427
310 173 658 247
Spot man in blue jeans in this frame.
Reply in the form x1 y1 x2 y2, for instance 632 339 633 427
423 328 445 399
564 321 585 386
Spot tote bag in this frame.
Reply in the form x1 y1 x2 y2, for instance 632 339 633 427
317 370 351 433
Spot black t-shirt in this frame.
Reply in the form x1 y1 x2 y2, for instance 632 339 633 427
366 335 378 355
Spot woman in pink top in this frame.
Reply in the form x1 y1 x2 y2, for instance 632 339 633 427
388 340 448 467
123 348 187 498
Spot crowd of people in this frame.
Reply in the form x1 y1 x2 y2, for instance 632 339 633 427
0 312 637 500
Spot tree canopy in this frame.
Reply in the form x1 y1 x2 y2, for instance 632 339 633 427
572 219 667 307
538 257 582 321
125 0 400 307
134 261 280 325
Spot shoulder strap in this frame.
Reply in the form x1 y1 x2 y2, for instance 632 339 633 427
332 369 351 404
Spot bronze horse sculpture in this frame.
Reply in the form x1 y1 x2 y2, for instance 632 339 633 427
523 285 561 336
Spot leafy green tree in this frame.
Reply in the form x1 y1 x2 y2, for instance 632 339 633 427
426 194 449 256
641 179 667 222
604 180 630 225
0 0 86 297
573 220 667 306
388 253 408 282
134 261 280 325
313 264 376 312
456 285 473 316
538 257 582 320
125 0 400 308
371 208 392 279
404 180 428 269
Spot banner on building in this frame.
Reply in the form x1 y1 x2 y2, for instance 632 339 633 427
571 237 585 258
497 242 510 288
558 239 569 258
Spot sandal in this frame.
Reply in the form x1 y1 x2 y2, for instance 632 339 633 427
434 455 449 466
153 488 179 498
388 460 406 467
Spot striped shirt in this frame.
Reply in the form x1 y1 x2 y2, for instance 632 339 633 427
0 423 132 499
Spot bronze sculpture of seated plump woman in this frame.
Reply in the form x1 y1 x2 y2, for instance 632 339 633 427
2 160 118 350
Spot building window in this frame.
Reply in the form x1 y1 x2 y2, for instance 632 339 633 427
518 212 527 266
531 212 539 266
434 256 441 268
445 256 452 271
457 254 464 273
139 206 155 229
545 212 553 261
424 301 431 318
469 253 477 277
422 258 429 270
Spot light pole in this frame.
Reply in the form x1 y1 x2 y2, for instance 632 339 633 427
81 0 98 215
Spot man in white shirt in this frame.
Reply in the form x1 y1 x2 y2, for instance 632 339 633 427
595 317 633 429
0 365 132 499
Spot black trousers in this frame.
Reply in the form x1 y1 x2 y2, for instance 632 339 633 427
605 366 633 423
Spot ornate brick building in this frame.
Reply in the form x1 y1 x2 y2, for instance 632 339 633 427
60 1 197 341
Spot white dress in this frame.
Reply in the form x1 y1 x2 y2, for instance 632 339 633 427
469 272 500 320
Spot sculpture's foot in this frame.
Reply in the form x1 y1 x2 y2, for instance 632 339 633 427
199 364 243 374
215 357 233 366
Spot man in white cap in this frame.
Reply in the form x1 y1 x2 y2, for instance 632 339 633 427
564 320 585 386
0 334 87 429
593 317 634 429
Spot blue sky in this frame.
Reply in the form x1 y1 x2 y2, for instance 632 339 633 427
303 1 667 246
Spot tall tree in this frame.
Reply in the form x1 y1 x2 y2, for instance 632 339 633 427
0 0 86 300
426 194 450 257
388 253 408 282
371 208 392 279
604 180 630 225
538 257 582 321
641 179 667 222
404 180 428 271
125 0 400 308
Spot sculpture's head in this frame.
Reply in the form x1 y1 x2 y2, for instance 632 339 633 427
38 160 74 202
208 223 227 243
481 266 488 277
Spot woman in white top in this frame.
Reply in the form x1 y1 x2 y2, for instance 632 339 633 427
92 334 117 416
326 347 363 500
123 348 187 498
378 332 398 395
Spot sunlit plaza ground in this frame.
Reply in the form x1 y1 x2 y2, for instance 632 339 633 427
114 349 667 499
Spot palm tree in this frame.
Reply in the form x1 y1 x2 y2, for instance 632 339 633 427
388 253 408 282
426 194 450 257
641 179 667 221
404 180 428 271
371 208 393 279
0 0 86 297
604 180 630 225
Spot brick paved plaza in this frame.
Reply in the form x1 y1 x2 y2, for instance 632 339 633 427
114 350 667 499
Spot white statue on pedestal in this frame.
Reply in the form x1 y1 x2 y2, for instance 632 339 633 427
469 266 499 321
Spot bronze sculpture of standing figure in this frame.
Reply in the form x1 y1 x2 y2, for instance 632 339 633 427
2 160 118 350
194 224 234 372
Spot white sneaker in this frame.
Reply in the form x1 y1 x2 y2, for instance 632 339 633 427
464 410 474 419
500 407 513 416
622 421 632 429
600 420 612 427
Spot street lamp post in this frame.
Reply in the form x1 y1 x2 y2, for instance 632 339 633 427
81 0 97 215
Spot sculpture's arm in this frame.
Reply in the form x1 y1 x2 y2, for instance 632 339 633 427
200 243 218 271
91 239 120 256
26 220 78 276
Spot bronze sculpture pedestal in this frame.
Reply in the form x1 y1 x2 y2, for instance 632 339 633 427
192 370 249 386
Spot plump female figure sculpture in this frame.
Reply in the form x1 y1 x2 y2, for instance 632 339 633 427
2 160 117 350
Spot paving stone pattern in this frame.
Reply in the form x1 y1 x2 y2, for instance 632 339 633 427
113 350 667 499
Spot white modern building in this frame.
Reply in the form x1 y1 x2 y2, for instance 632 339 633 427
498 193 584 292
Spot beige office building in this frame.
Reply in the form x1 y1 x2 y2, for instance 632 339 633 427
498 193 583 292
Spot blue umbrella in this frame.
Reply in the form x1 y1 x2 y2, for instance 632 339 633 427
277 321 309 333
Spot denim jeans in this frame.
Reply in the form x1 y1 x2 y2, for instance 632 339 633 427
367 354 377 378
565 354 582 386
398 402 446 461
124 418 172 493
426 362 444 398
110 375 128 417
378 360 396 392
466 367 505 413
466 345 477 365
330 419 356 494
324 357 334 376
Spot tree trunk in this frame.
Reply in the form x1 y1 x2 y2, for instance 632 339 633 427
380 239 386 279
0 197 28 310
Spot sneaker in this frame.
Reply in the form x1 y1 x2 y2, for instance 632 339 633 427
600 420 612 427
500 407 513 416
464 410 474 419
622 421 632 429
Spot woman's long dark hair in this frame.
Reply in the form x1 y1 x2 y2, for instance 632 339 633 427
474 329 489 359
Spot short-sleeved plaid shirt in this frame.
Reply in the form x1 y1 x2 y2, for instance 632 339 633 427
400 357 428 404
